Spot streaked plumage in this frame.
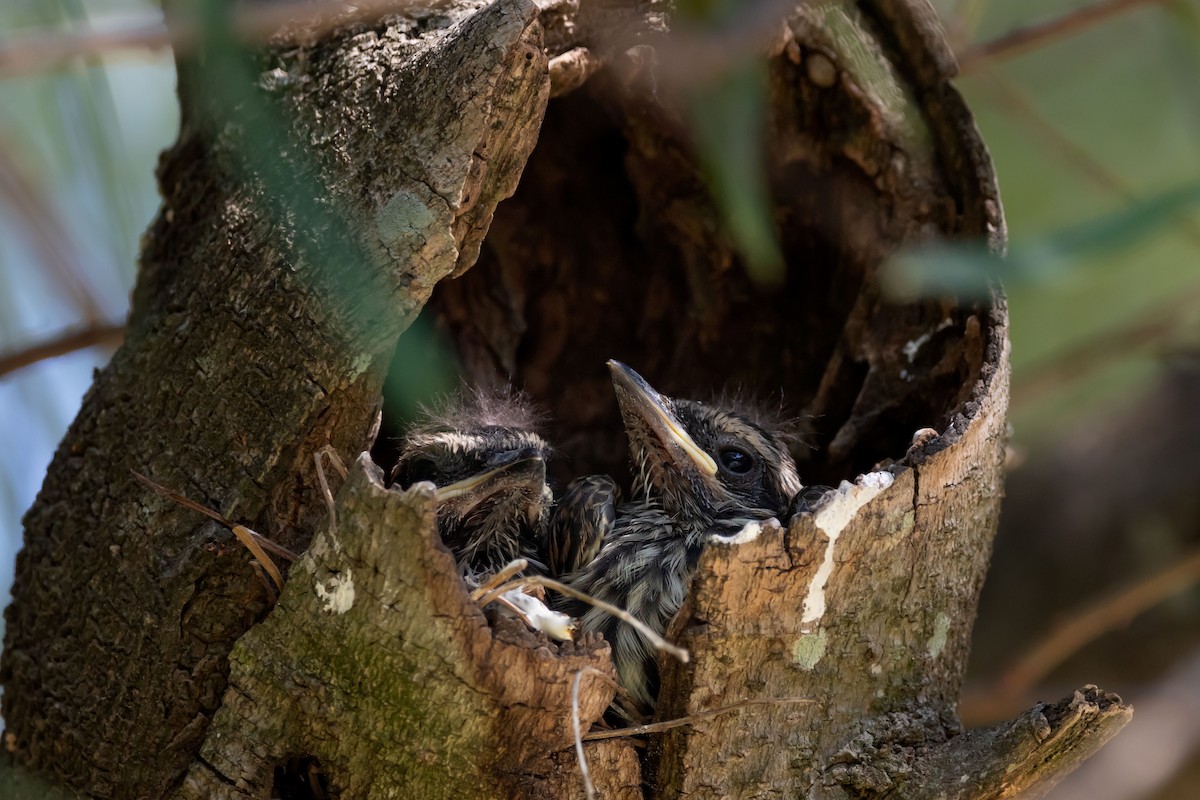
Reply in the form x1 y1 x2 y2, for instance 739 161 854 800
545 474 618 579
391 390 553 582
557 362 804 711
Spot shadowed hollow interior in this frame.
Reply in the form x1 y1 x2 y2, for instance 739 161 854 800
375 61 990 490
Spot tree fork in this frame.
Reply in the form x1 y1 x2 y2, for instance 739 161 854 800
1 1 1129 799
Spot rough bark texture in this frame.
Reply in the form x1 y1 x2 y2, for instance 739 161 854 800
903 686 1132 800
173 455 618 799
1 1 1130 799
1 1 548 796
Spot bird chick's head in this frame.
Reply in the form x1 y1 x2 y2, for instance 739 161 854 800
395 427 551 512
392 390 553 573
608 361 802 519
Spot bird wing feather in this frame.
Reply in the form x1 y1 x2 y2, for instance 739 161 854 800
546 475 618 577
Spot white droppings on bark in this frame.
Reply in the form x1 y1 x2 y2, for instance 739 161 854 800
902 317 954 363
801 472 895 625
902 331 932 363
502 589 575 641
709 517 780 546
315 569 355 614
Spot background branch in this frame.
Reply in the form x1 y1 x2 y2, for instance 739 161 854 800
957 0 1164 72
0 324 125 379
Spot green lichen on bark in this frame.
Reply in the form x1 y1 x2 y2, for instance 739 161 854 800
175 456 614 799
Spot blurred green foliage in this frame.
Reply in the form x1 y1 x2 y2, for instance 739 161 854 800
687 59 785 285
678 0 785 283
884 182 1200 298
940 0 1200 446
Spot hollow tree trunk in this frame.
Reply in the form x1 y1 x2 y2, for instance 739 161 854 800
0 1 1129 799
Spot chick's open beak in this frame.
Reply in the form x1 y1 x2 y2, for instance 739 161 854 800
607 360 718 477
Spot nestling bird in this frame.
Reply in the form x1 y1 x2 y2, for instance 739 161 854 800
545 473 618 579
553 361 804 711
391 389 553 582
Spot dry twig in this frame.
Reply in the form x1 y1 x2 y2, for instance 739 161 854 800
995 546 1200 699
0 323 126 379
582 696 816 741
478 576 690 665
131 471 296 591
314 445 348 531
958 0 1164 72
468 558 529 602
570 668 605 800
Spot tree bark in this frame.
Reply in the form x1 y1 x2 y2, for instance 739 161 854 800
1 0 548 796
172 456 622 799
1 1 1129 799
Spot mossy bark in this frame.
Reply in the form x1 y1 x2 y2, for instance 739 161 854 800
173 456 618 799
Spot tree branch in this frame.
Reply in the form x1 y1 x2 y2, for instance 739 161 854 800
0 324 125 379
896 687 1132 799
957 0 1163 72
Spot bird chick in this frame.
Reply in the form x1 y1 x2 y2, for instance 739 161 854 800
556 361 803 711
392 390 553 582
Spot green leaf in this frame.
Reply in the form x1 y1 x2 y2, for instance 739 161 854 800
883 181 1200 298
686 61 784 285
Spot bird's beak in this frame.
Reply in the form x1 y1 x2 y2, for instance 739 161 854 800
435 452 546 502
607 360 718 477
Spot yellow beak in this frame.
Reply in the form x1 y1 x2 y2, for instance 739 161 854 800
607 360 718 477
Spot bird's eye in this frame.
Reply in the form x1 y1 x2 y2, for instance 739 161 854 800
718 447 754 475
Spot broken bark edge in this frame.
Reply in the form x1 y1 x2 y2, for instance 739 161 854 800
875 686 1132 800
172 453 618 799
